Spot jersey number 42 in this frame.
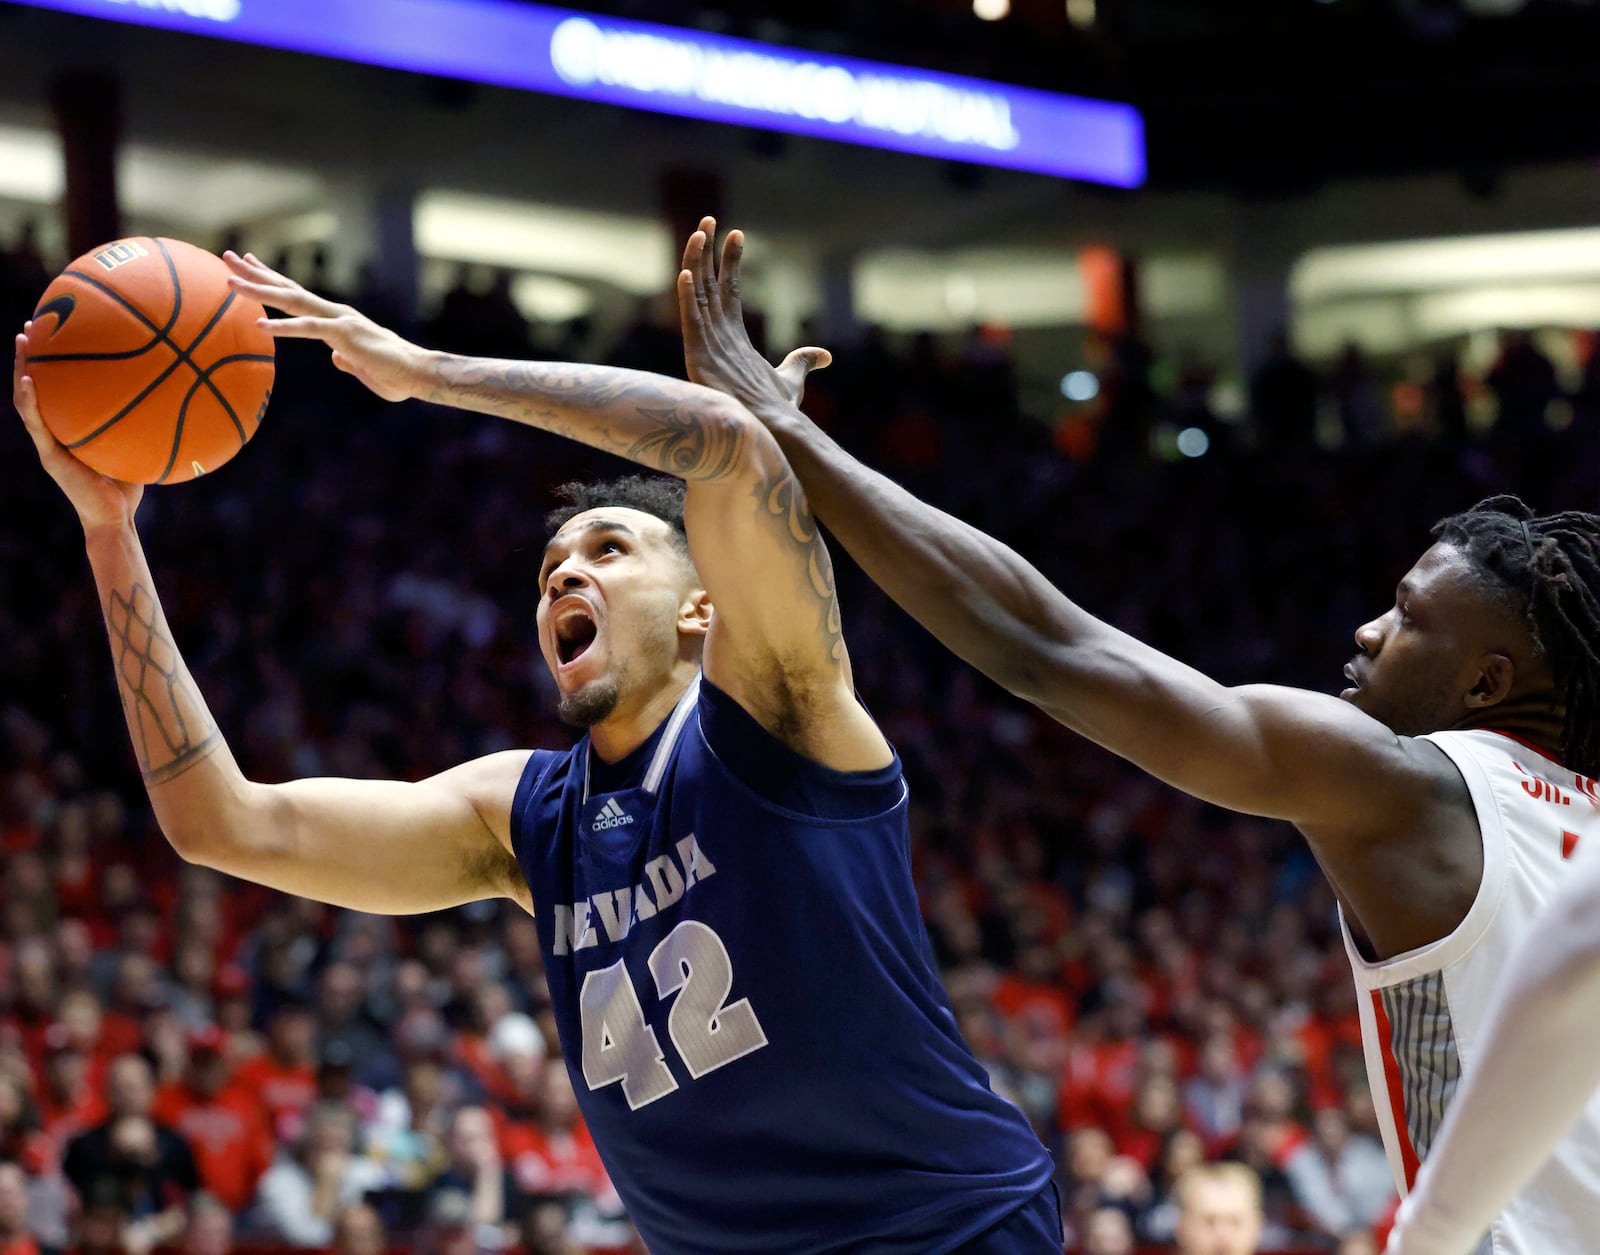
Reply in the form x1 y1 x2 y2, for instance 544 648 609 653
579 920 769 1110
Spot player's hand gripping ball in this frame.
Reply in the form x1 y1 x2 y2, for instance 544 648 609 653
24 237 275 484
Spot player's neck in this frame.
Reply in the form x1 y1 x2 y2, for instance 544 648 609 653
1457 694 1565 764
588 667 698 764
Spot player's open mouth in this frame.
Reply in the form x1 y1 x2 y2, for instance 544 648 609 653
555 606 598 666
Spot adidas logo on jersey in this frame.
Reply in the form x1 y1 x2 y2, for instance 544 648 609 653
591 798 634 831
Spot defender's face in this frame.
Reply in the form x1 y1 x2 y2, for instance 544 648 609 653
1342 542 1505 736
536 508 697 724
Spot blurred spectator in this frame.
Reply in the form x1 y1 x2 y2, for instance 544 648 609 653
151 1029 274 1212
425 1106 521 1245
232 1003 318 1140
183 1192 234 1255
416 1187 477 1255
332 1201 388 1255
29 1024 100 1152
1338 1232 1379 1255
1184 1032 1247 1152
317 964 395 1089
0 1162 37 1255
1427 351 1468 446
366 1060 450 1190
62 1055 198 1250
1082 1204 1136 1255
1330 342 1387 446
72 1180 133 1255
251 1102 386 1248
517 1194 581 1255
482 1012 545 1110
502 1069 607 1203
317 1042 382 1131
1574 332 1600 460
1487 328 1560 438
1118 1071 1185 1170
1283 1108 1392 1239
1175 1162 1265 1255
1250 330 1319 455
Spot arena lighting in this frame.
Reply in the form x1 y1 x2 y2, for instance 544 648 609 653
414 192 675 295
973 0 1010 19
4 0 1146 187
0 122 323 226
1060 370 1099 401
0 124 65 202
1293 228 1600 301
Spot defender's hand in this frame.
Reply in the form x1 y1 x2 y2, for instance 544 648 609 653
223 252 432 403
14 330 143 532
677 216 830 419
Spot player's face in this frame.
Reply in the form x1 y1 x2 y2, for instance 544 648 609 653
1341 542 1520 736
536 508 702 727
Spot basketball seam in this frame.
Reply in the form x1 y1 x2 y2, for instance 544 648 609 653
64 353 192 450
157 353 276 484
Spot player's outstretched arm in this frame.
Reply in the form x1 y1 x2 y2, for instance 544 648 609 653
13 334 532 916
1385 843 1600 1255
676 223 1445 838
224 254 889 773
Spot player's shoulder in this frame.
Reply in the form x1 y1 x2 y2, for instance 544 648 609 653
427 747 570 828
1421 727 1575 784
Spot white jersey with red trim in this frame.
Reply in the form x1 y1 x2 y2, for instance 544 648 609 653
1339 729 1600 1254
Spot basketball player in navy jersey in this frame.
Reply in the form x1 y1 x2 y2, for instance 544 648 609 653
12 252 1059 1254
676 220 1600 1254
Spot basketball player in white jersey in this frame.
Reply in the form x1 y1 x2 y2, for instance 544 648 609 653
1384 839 1600 1253
675 219 1600 1254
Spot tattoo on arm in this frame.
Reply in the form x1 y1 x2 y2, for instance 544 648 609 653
433 358 746 483
625 406 744 481
758 468 846 663
106 584 222 784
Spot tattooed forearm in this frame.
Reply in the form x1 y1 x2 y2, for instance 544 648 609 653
431 356 747 483
758 468 846 663
106 583 223 784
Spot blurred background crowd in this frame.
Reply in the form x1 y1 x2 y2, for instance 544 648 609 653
7 0 1600 1250
3 220 1598 1254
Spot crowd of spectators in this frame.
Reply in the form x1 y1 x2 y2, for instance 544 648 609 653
3 227 1599 1255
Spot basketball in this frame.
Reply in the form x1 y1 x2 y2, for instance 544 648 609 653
24 237 275 485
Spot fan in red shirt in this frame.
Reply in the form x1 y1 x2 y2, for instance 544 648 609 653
151 1029 274 1212
34 1026 107 1156
231 1003 318 1140
502 1067 610 1204
1057 996 1149 1135
0 1163 38 1255
990 943 1075 1040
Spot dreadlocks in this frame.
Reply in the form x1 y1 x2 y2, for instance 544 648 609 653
1431 495 1600 777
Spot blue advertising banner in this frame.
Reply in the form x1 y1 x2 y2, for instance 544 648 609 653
6 0 1146 186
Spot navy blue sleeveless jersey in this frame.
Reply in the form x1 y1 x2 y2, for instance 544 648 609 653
509 677 1056 1254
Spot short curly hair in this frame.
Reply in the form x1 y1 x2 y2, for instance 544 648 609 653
545 475 690 563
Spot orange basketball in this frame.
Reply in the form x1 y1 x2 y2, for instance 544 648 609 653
25 237 275 485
